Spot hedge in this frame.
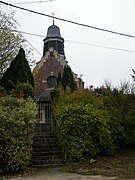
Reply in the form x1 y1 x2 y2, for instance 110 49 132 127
54 103 115 162
0 96 37 174
52 87 135 162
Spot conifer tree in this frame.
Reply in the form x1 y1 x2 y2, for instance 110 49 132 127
57 72 62 85
1 48 34 93
62 65 77 91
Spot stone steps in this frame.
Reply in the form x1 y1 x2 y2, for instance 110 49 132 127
34 123 53 134
32 123 63 167
33 151 60 156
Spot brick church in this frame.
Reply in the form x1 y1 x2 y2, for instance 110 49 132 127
34 20 84 123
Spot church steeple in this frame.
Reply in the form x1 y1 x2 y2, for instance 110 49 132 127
43 21 65 57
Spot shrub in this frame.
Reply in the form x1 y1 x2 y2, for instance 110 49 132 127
15 82 34 98
0 96 37 174
54 102 114 162
0 85 6 97
94 84 135 147
52 85 135 162
95 87 128 148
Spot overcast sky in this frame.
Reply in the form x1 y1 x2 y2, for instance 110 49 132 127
2 0 135 87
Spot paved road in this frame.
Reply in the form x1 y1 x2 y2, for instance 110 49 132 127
9 168 117 180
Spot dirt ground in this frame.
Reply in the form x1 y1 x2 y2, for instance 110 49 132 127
1 147 135 180
61 147 135 179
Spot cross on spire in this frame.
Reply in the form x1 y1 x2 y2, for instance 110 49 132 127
51 12 55 25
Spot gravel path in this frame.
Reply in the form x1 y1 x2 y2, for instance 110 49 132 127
8 168 117 180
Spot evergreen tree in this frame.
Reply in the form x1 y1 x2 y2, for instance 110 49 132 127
57 72 62 85
62 65 77 91
1 48 34 93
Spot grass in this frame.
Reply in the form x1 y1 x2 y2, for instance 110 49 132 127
128 168 135 174
61 147 135 179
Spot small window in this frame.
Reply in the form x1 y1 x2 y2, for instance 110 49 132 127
47 76 57 88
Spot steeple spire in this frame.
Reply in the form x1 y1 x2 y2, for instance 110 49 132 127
51 12 55 25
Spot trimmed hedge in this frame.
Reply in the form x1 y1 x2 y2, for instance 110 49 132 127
0 96 37 174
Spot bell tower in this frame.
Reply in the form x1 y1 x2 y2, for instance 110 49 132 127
43 20 65 57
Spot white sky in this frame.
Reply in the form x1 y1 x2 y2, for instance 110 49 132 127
2 0 135 87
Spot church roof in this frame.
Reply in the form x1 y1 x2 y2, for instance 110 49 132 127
46 20 61 38
36 89 52 101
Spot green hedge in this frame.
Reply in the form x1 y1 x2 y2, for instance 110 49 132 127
52 86 135 162
0 96 37 174
95 86 135 147
55 103 114 161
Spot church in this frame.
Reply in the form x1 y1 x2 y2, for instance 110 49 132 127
34 20 84 123
32 21 84 165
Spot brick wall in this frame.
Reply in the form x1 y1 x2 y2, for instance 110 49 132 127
35 49 65 97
